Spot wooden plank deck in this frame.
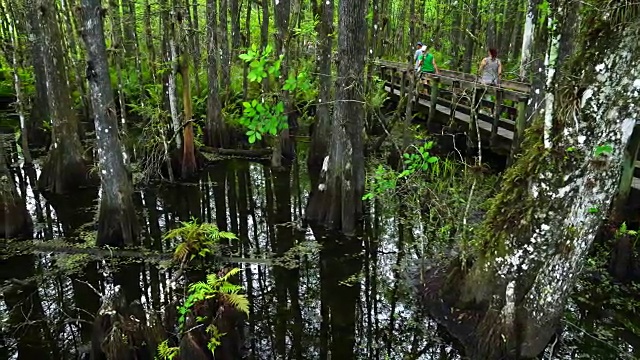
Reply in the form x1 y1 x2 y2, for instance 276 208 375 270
384 87 640 191
385 85 515 141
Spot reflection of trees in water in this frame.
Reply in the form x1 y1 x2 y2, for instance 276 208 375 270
0 255 57 360
5 161 637 359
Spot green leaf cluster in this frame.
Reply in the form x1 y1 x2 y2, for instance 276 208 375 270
237 45 314 143
239 44 282 83
240 99 288 144
163 218 238 265
362 141 439 200
157 268 249 359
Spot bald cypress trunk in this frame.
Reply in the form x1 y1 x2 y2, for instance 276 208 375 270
0 143 31 239
308 0 333 188
81 0 139 247
306 0 367 235
33 0 91 194
271 0 293 168
205 0 226 147
424 2 640 358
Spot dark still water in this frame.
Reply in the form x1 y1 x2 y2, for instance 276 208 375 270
1 158 639 359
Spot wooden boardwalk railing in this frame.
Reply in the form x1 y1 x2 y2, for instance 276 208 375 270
374 59 640 192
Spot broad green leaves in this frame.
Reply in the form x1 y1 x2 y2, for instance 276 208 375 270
238 46 314 144
362 141 440 200
240 99 288 143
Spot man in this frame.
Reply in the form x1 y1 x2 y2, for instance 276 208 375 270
414 42 424 72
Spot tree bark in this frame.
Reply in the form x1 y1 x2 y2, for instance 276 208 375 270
519 0 540 79
307 0 333 188
0 143 31 239
80 0 139 247
191 0 202 94
33 0 91 194
180 60 198 178
24 1 50 149
462 0 479 73
219 0 231 91
230 0 241 49
425 2 640 358
306 0 367 235
205 0 226 148
271 0 293 168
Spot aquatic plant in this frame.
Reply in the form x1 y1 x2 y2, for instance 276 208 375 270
163 219 238 266
156 268 249 359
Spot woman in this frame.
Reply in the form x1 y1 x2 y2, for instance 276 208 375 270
478 48 502 86
419 46 439 88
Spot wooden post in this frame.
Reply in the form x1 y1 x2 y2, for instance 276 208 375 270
490 89 504 146
400 70 407 99
468 87 483 149
427 75 440 126
380 66 387 86
450 80 460 123
508 95 529 165
389 68 398 95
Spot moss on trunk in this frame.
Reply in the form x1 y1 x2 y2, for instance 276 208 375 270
34 0 91 194
422 3 640 358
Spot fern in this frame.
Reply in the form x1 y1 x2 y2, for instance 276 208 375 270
163 218 239 265
223 293 250 315
160 268 249 359
219 267 241 282
156 340 178 360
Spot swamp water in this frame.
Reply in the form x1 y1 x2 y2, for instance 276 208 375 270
1 157 639 359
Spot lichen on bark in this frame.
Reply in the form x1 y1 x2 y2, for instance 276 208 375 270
81 0 139 247
425 2 640 358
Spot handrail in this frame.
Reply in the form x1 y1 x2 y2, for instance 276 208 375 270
374 59 531 94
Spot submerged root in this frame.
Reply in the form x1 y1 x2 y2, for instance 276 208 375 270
91 288 160 360
96 199 139 247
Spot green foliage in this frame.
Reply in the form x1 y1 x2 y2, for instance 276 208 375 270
237 44 314 144
178 268 249 328
182 268 248 354
157 268 249 358
240 99 287 144
239 44 283 83
163 218 238 265
156 340 178 360
363 141 439 200
594 143 614 157
366 76 390 112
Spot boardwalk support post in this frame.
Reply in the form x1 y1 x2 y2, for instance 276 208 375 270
400 70 407 98
490 89 504 146
613 124 640 218
427 76 440 126
380 66 387 86
450 80 460 124
468 87 483 149
508 95 529 165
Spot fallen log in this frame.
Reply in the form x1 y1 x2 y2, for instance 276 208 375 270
0 239 273 265
199 147 273 158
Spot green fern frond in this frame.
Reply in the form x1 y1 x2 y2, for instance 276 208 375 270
217 231 238 240
218 283 243 294
220 267 242 282
188 281 211 292
223 293 250 315
156 340 179 360
173 242 190 263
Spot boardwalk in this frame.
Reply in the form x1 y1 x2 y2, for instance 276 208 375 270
375 59 640 191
